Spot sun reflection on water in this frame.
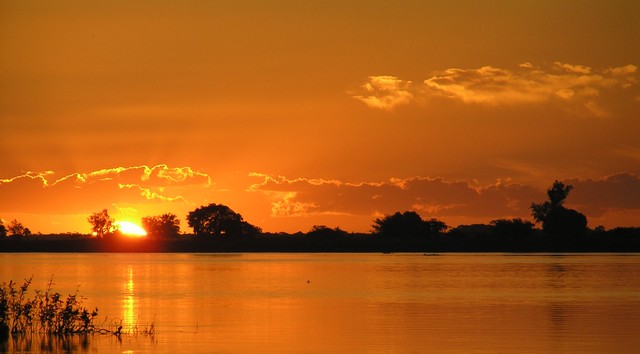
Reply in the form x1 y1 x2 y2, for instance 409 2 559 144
123 265 137 332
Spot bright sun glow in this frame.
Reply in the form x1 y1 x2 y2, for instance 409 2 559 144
116 221 147 237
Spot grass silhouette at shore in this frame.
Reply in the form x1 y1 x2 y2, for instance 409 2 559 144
0 277 154 339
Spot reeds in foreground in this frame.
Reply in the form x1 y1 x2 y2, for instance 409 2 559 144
0 276 98 336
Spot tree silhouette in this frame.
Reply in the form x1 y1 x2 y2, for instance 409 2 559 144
531 180 574 223
0 219 7 239
542 207 587 237
307 225 348 238
7 219 31 237
489 218 535 238
424 218 449 235
547 181 572 208
187 203 261 237
239 220 262 237
87 209 115 238
530 181 587 236
373 211 447 238
142 213 181 239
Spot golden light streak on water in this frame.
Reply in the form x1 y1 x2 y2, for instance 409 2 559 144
123 265 137 333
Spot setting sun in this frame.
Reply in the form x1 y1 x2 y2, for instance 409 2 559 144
116 221 147 237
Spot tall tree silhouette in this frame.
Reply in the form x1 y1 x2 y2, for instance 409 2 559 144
531 181 573 223
531 181 587 236
87 209 115 238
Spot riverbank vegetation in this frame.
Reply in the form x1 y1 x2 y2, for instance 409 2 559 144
1 277 155 352
0 277 97 336
1 181 640 252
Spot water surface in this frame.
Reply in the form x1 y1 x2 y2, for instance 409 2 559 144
1 253 639 353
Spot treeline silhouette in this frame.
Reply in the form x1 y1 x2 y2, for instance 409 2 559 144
1 181 640 252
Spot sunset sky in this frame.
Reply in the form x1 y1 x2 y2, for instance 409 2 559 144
1 1 639 234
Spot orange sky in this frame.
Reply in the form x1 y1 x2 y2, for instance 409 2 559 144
1 1 639 234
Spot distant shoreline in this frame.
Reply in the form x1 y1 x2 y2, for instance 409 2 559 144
2 233 639 253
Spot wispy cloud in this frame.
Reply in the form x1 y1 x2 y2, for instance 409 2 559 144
1 165 212 189
0 164 212 214
118 183 187 202
0 171 54 187
352 76 413 111
248 173 541 220
605 64 638 78
269 192 319 217
553 61 592 74
140 165 212 186
422 63 634 108
353 62 638 116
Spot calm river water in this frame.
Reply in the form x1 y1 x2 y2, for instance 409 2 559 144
1 253 639 353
